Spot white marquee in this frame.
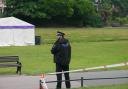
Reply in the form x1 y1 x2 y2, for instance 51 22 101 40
0 17 35 46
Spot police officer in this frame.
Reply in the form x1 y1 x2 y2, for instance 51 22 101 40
51 31 71 89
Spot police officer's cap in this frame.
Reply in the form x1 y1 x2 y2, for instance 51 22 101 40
57 31 65 36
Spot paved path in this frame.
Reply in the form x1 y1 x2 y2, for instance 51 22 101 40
0 70 128 89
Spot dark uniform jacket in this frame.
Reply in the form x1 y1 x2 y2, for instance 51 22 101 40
51 38 71 65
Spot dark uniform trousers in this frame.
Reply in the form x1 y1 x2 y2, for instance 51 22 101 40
56 63 71 89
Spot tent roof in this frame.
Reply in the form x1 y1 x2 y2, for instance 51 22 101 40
0 17 34 29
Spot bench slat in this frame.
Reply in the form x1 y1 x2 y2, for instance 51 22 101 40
0 56 19 58
0 64 21 67
0 56 19 62
0 56 18 57
0 59 19 62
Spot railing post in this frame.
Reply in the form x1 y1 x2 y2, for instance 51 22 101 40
81 77 84 87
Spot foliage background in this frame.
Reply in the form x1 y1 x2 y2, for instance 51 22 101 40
4 0 128 27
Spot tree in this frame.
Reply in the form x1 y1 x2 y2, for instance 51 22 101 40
67 0 101 27
97 0 112 25
111 0 128 18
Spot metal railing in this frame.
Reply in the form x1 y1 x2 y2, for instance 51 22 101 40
39 76 128 89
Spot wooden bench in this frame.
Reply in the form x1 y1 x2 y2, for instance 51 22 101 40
0 56 22 74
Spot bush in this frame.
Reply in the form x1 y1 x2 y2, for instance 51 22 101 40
84 15 103 27
115 17 128 25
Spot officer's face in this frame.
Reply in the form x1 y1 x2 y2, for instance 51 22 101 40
57 35 62 39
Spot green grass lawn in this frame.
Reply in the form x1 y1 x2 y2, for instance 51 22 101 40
0 27 128 75
72 83 128 89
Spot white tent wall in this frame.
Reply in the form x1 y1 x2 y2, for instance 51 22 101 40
0 29 5 46
13 29 35 46
24 29 35 45
0 29 35 46
5 29 13 46
13 29 25 46
0 29 13 46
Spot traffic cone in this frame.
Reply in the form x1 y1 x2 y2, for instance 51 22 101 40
40 74 48 89
39 85 44 89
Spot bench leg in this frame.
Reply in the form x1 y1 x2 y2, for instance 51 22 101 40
16 66 21 75
17 62 22 75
